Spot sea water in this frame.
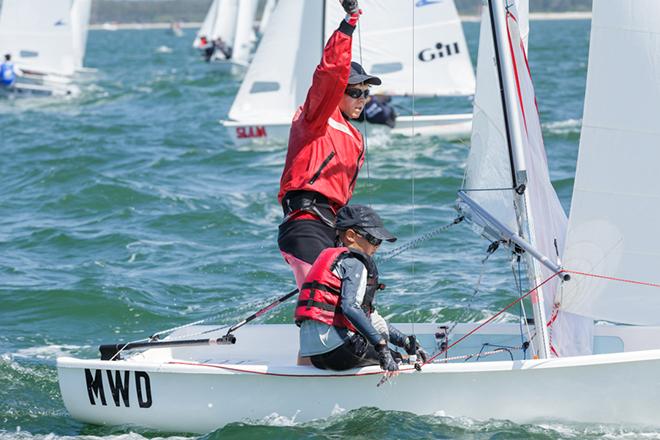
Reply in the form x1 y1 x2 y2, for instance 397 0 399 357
1 20 655 439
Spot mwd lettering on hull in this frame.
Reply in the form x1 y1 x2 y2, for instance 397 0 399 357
84 369 153 408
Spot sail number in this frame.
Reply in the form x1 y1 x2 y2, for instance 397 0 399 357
84 368 153 408
418 42 462 62
236 126 267 139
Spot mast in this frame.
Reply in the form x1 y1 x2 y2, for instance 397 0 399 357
321 0 326 57
488 0 551 358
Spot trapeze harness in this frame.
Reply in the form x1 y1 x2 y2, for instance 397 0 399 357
295 247 384 331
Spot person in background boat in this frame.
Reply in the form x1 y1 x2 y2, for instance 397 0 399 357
1 54 20 88
199 35 215 62
278 0 383 289
213 37 233 60
295 205 428 374
356 94 397 128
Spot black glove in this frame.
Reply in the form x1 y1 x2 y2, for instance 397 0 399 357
377 343 399 372
342 0 359 15
404 336 428 363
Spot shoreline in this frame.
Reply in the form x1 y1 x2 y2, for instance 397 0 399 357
89 11 591 31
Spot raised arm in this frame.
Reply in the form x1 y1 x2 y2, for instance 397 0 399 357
300 13 358 135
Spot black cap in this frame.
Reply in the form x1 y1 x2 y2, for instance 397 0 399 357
348 61 382 86
336 204 396 242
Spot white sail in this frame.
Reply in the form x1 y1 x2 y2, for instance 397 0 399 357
231 0 259 66
461 1 570 357
194 0 219 48
323 0 474 96
193 0 238 50
0 0 80 76
518 0 529 50
462 6 517 232
70 0 92 71
560 0 660 326
227 0 324 123
258 0 278 35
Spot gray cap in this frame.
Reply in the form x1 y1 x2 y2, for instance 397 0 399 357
336 204 396 242
348 61 382 86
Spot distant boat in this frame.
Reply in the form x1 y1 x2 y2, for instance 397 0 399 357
168 21 184 37
220 0 476 146
0 0 92 96
101 22 118 32
192 0 259 73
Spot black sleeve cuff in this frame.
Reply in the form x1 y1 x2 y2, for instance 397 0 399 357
338 19 356 37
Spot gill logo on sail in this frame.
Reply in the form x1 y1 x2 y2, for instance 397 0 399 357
418 42 462 62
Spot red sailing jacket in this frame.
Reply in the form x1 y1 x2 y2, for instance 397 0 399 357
278 20 364 210
295 247 380 332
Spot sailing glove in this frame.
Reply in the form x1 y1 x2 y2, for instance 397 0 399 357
404 336 429 363
377 343 399 372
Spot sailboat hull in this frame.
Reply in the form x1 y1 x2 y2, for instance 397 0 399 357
57 323 660 432
220 113 473 147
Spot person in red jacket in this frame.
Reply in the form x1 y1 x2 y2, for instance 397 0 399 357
278 0 383 289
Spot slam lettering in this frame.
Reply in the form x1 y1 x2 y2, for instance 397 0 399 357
236 126 267 139
84 369 152 408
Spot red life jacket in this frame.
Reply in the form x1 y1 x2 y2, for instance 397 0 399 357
294 247 381 331
278 22 364 210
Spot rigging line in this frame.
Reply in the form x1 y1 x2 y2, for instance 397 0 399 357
444 240 501 338
375 216 463 264
461 186 517 193
410 0 417 337
423 270 561 365
511 254 534 358
356 15 372 207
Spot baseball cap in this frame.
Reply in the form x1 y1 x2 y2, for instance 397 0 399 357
348 61 382 86
336 204 396 242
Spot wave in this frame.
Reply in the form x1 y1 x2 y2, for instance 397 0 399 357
543 118 582 135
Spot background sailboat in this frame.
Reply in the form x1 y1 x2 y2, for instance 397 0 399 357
0 0 92 95
220 0 476 146
192 0 259 72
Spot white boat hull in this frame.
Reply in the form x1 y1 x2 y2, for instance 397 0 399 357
220 113 473 148
57 323 660 432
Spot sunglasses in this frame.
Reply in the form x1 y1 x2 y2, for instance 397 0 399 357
354 228 382 246
345 87 370 99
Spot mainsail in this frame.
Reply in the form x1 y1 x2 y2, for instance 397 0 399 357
559 0 660 326
459 0 568 358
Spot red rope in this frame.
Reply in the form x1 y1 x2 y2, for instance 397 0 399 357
564 270 660 289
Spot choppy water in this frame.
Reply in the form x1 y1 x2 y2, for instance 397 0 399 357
2 19 655 439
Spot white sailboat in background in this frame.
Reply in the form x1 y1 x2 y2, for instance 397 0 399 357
0 0 92 96
257 0 278 36
57 0 660 431
221 0 475 146
192 0 259 72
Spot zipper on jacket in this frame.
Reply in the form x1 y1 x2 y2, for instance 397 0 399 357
309 151 335 184
348 147 364 188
